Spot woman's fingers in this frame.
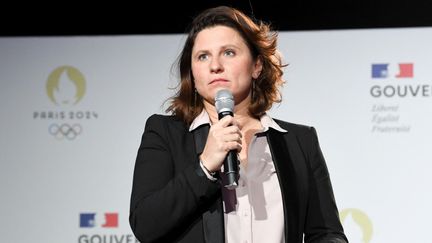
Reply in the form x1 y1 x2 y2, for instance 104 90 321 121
200 116 243 172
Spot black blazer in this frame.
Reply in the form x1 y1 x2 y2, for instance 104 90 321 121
129 114 348 243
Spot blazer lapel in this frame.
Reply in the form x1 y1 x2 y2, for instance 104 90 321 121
192 124 209 155
192 125 224 243
267 128 301 243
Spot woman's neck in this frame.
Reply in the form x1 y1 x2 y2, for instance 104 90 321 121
203 95 258 129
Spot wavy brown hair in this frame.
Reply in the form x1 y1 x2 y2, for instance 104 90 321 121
166 6 286 124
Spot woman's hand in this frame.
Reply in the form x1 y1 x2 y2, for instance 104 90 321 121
200 115 242 173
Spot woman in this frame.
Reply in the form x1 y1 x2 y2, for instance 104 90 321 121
129 5 348 243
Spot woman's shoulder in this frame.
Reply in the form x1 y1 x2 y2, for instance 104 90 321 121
272 118 314 134
146 113 177 121
272 118 321 150
145 114 188 130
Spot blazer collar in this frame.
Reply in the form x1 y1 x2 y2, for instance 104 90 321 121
267 128 301 243
191 124 224 243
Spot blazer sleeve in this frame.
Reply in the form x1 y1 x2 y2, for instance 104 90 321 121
129 115 220 242
303 127 349 243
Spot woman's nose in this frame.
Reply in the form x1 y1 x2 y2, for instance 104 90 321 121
210 57 224 73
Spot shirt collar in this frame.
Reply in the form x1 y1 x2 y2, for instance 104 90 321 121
189 109 287 133
189 109 211 132
260 113 287 133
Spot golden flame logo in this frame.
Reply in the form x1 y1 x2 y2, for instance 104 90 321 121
46 66 86 105
340 208 373 243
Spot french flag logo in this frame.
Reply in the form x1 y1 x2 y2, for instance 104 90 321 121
371 63 413 78
80 212 118 228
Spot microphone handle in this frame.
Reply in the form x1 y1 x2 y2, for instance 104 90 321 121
224 150 239 190
218 110 239 189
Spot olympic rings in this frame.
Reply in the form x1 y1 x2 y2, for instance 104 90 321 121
48 123 82 140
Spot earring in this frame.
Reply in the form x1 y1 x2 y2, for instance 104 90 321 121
251 80 256 101
194 89 197 107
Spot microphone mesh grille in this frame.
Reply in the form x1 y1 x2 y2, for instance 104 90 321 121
215 89 234 113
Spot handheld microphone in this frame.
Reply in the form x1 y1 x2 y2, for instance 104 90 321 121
215 89 239 190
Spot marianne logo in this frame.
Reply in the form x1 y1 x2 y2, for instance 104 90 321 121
80 212 119 228
369 61 432 99
340 208 373 243
371 63 414 79
46 66 86 105
77 212 139 243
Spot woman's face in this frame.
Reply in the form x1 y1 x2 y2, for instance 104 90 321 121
191 25 262 106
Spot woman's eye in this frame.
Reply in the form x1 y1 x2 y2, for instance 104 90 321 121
198 54 208 61
224 50 235 56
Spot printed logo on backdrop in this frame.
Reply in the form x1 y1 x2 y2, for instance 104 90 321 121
33 66 98 140
369 62 431 133
340 208 373 243
80 213 119 228
371 63 413 79
78 212 139 243
46 66 86 105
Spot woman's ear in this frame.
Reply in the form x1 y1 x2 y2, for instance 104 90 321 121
252 56 263 79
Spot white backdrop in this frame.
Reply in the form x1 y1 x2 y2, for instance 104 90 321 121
1 27 431 243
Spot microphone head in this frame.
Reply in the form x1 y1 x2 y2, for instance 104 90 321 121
215 89 234 113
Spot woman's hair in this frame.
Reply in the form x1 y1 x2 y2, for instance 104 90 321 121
166 5 286 124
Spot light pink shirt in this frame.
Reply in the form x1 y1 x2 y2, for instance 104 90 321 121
190 110 288 243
